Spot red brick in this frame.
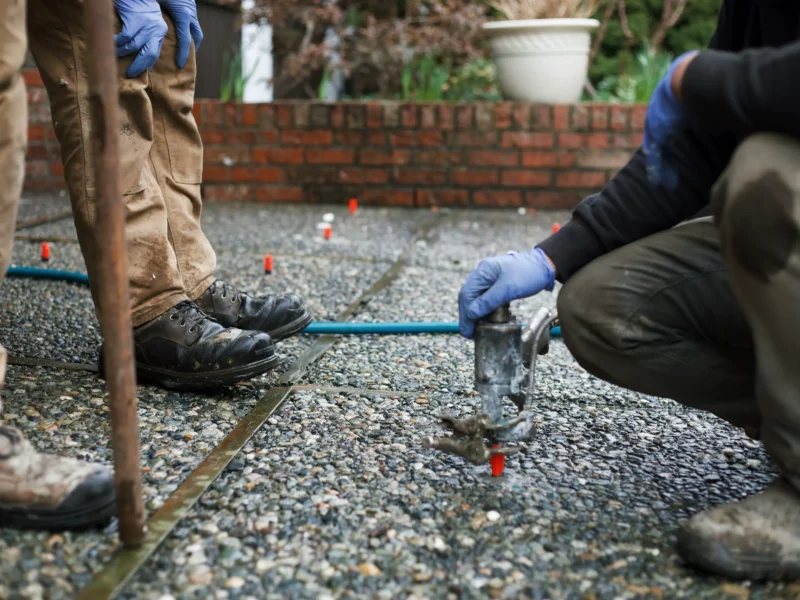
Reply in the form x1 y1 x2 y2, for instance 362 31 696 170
531 105 552 129
613 133 643 149
446 132 498 147
346 105 365 129
252 148 304 164
526 190 582 209
276 105 293 128
47 126 56 141
203 185 254 202
284 166 337 184
571 105 590 130
310 105 330 128
558 133 587 149
420 105 437 129
255 186 304 203
475 104 494 130
522 151 575 168
306 148 355 165
22 70 43 86
241 104 257 126
367 103 382 128
281 130 333 145
586 133 611 149
576 150 633 170
501 132 554 149
363 189 415 206
230 166 282 183
204 102 223 126
610 105 629 131
294 104 310 128
494 103 512 129
590 104 609 130
450 170 499 186
553 106 570 131
413 150 463 166
28 125 47 142
501 170 551 187
401 105 418 128
439 105 455 131
331 105 345 129
394 168 447 185
415 188 469 207
202 129 226 144
456 105 473 129
26 144 54 160
474 190 523 207
630 104 647 130
383 104 400 128
26 87 46 106
50 162 64 177
555 171 608 188
191 103 202 126
512 105 531 129
467 151 519 167
390 131 443 147
223 103 238 126
204 147 251 165
335 131 386 146
337 168 390 185
202 165 229 182
257 105 276 128
360 149 411 166
226 130 278 145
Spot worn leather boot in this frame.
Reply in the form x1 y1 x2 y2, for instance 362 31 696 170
195 280 312 341
100 301 279 392
676 478 800 580
0 425 115 530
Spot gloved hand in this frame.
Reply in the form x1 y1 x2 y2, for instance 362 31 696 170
159 0 204 69
643 51 699 190
114 0 168 78
458 248 556 339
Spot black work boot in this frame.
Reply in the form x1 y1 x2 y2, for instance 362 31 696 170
100 301 279 392
195 280 312 341
0 425 115 530
676 478 800 580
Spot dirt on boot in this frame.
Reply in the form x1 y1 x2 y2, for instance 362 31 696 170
0 425 115 530
196 280 312 341
677 478 800 581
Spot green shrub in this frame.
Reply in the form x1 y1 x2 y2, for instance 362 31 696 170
590 40 672 103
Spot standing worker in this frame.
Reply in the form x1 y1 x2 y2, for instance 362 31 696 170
460 0 800 582
0 0 310 530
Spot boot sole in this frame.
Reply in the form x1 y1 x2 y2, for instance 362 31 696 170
676 527 800 581
267 310 313 341
135 353 281 392
0 493 115 531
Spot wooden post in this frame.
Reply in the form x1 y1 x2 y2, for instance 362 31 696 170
82 0 146 547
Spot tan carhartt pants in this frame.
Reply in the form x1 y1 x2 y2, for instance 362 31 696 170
20 0 217 328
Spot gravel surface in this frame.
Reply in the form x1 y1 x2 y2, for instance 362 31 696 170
15 192 71 226
0 201 791 599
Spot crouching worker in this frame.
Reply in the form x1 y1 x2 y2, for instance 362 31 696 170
459 0 800 582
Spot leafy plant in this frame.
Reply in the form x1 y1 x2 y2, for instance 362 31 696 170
220 47 259 102
590 41 671 103
490 0 598 20
400 54 452 101
444 58 502 102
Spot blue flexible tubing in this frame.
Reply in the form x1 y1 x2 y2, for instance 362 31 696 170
4 266 562 338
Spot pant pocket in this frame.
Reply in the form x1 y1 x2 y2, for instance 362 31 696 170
161 66 203 185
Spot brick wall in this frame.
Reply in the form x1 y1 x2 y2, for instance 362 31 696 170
23 69 646 209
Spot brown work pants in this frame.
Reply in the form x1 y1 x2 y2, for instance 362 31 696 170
0 0 217 332
558 132 800 491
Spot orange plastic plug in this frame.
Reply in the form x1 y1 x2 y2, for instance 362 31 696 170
490 445 505 477
323 225 332 240
264 254 273 274
552 222 561 234
41 242 50 261
349 198 358 214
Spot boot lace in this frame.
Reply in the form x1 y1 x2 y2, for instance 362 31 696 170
209 280 242 304
168 301 214 334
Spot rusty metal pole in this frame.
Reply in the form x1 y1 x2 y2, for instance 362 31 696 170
83 0 146 547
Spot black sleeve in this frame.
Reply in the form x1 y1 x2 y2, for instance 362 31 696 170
537 0 740 282
683 42 800 137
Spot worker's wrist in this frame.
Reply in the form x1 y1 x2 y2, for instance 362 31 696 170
671 51 699 102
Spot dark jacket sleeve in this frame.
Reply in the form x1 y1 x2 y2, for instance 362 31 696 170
683 42 800 137
537 0 740 282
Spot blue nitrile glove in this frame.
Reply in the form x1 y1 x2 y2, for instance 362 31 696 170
458 248 556 339
114 0 169 78
643 51 699 190
159 0 204 69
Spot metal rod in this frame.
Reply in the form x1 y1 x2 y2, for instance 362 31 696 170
83 0 145 547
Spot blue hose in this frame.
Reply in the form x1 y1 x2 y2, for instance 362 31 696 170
4 266 562 338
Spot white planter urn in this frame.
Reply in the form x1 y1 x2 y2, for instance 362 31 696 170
483 18 600 104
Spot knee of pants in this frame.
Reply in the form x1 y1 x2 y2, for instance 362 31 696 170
714 133 800 284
